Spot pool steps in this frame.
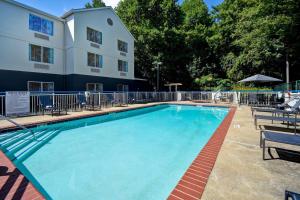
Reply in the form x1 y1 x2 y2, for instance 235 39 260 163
1 130 44 149
0 127 61 162
14 129 61 162
0 129 34 144
7 130 55 160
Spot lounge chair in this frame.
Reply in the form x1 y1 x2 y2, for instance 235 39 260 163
285 190 300 200
252 105 300 119
255 114 300 133
252 97 300 116
260 131 300 160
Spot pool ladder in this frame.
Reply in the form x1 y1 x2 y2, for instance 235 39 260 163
0 115 36 139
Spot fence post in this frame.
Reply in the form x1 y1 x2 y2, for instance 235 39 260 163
98 92 101 107
113 92 116 106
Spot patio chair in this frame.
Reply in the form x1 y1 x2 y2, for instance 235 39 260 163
75 93 87 110
269 93 284 106
128 97 135 104
113 93 128 107
39 95 68 116
84 93 102 111
285 190 300 200
260 131 300 160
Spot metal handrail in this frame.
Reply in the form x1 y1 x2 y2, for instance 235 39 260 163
0 115 36 139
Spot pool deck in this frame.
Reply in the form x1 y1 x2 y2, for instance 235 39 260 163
201 106 300 200
1 102 300 199
0 151 44 200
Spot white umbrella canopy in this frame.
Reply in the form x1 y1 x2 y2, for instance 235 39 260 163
238 74 282 83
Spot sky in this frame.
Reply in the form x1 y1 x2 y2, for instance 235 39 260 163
15 0 223 17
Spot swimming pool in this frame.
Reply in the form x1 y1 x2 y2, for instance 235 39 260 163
0 104 229 200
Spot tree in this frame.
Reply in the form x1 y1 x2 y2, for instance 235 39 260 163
210 0 300 82
116 0 190 89
181 0 211 29
85 0 106 8
111 0 300 90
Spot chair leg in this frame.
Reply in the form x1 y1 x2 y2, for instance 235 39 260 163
285 191 289 200
260 131 263 148
271 112 274 124
262 139 266 160
295 116 297 134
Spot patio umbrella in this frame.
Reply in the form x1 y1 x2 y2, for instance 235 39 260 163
238 74 282 83
238 74 283 105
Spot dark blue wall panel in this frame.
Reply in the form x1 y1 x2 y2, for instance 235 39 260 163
0 69 150 92
0 69 65 91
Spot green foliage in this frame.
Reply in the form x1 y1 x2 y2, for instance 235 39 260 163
112 0 300 90
85 0 106 8
211 0 300 82
181 0 211 28
232 85 272 91
194 74 216 90
194 75 232 91
116 0 212 90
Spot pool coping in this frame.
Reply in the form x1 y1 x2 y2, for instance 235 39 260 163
0 103 230 133
0 103 235 200
168 106 237 200
0 104 160 133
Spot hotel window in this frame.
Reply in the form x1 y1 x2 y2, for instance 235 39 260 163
118 40 128 53
29 44 54 64
87 52 103 68
87 27 102 44
29 14 53 36
28 81 54 92
86 83 103 92
118 60 128 72
117 84 129 92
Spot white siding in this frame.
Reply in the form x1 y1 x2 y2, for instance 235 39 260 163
0 2 135 81
71 9 135 79
0 0 64 75
65 15 75 74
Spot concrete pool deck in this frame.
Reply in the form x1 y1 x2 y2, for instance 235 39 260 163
1 102 300 199
201 106 300 200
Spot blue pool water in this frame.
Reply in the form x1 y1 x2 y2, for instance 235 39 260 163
1 104 228 200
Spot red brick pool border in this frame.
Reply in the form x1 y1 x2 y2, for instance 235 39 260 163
168 107 236 200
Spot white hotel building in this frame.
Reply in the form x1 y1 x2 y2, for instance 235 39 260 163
0 0 147 92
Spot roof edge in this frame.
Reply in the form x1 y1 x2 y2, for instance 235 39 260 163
61 7 136 40
61 6 113 19
3 0 65 22
3 1 135 40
